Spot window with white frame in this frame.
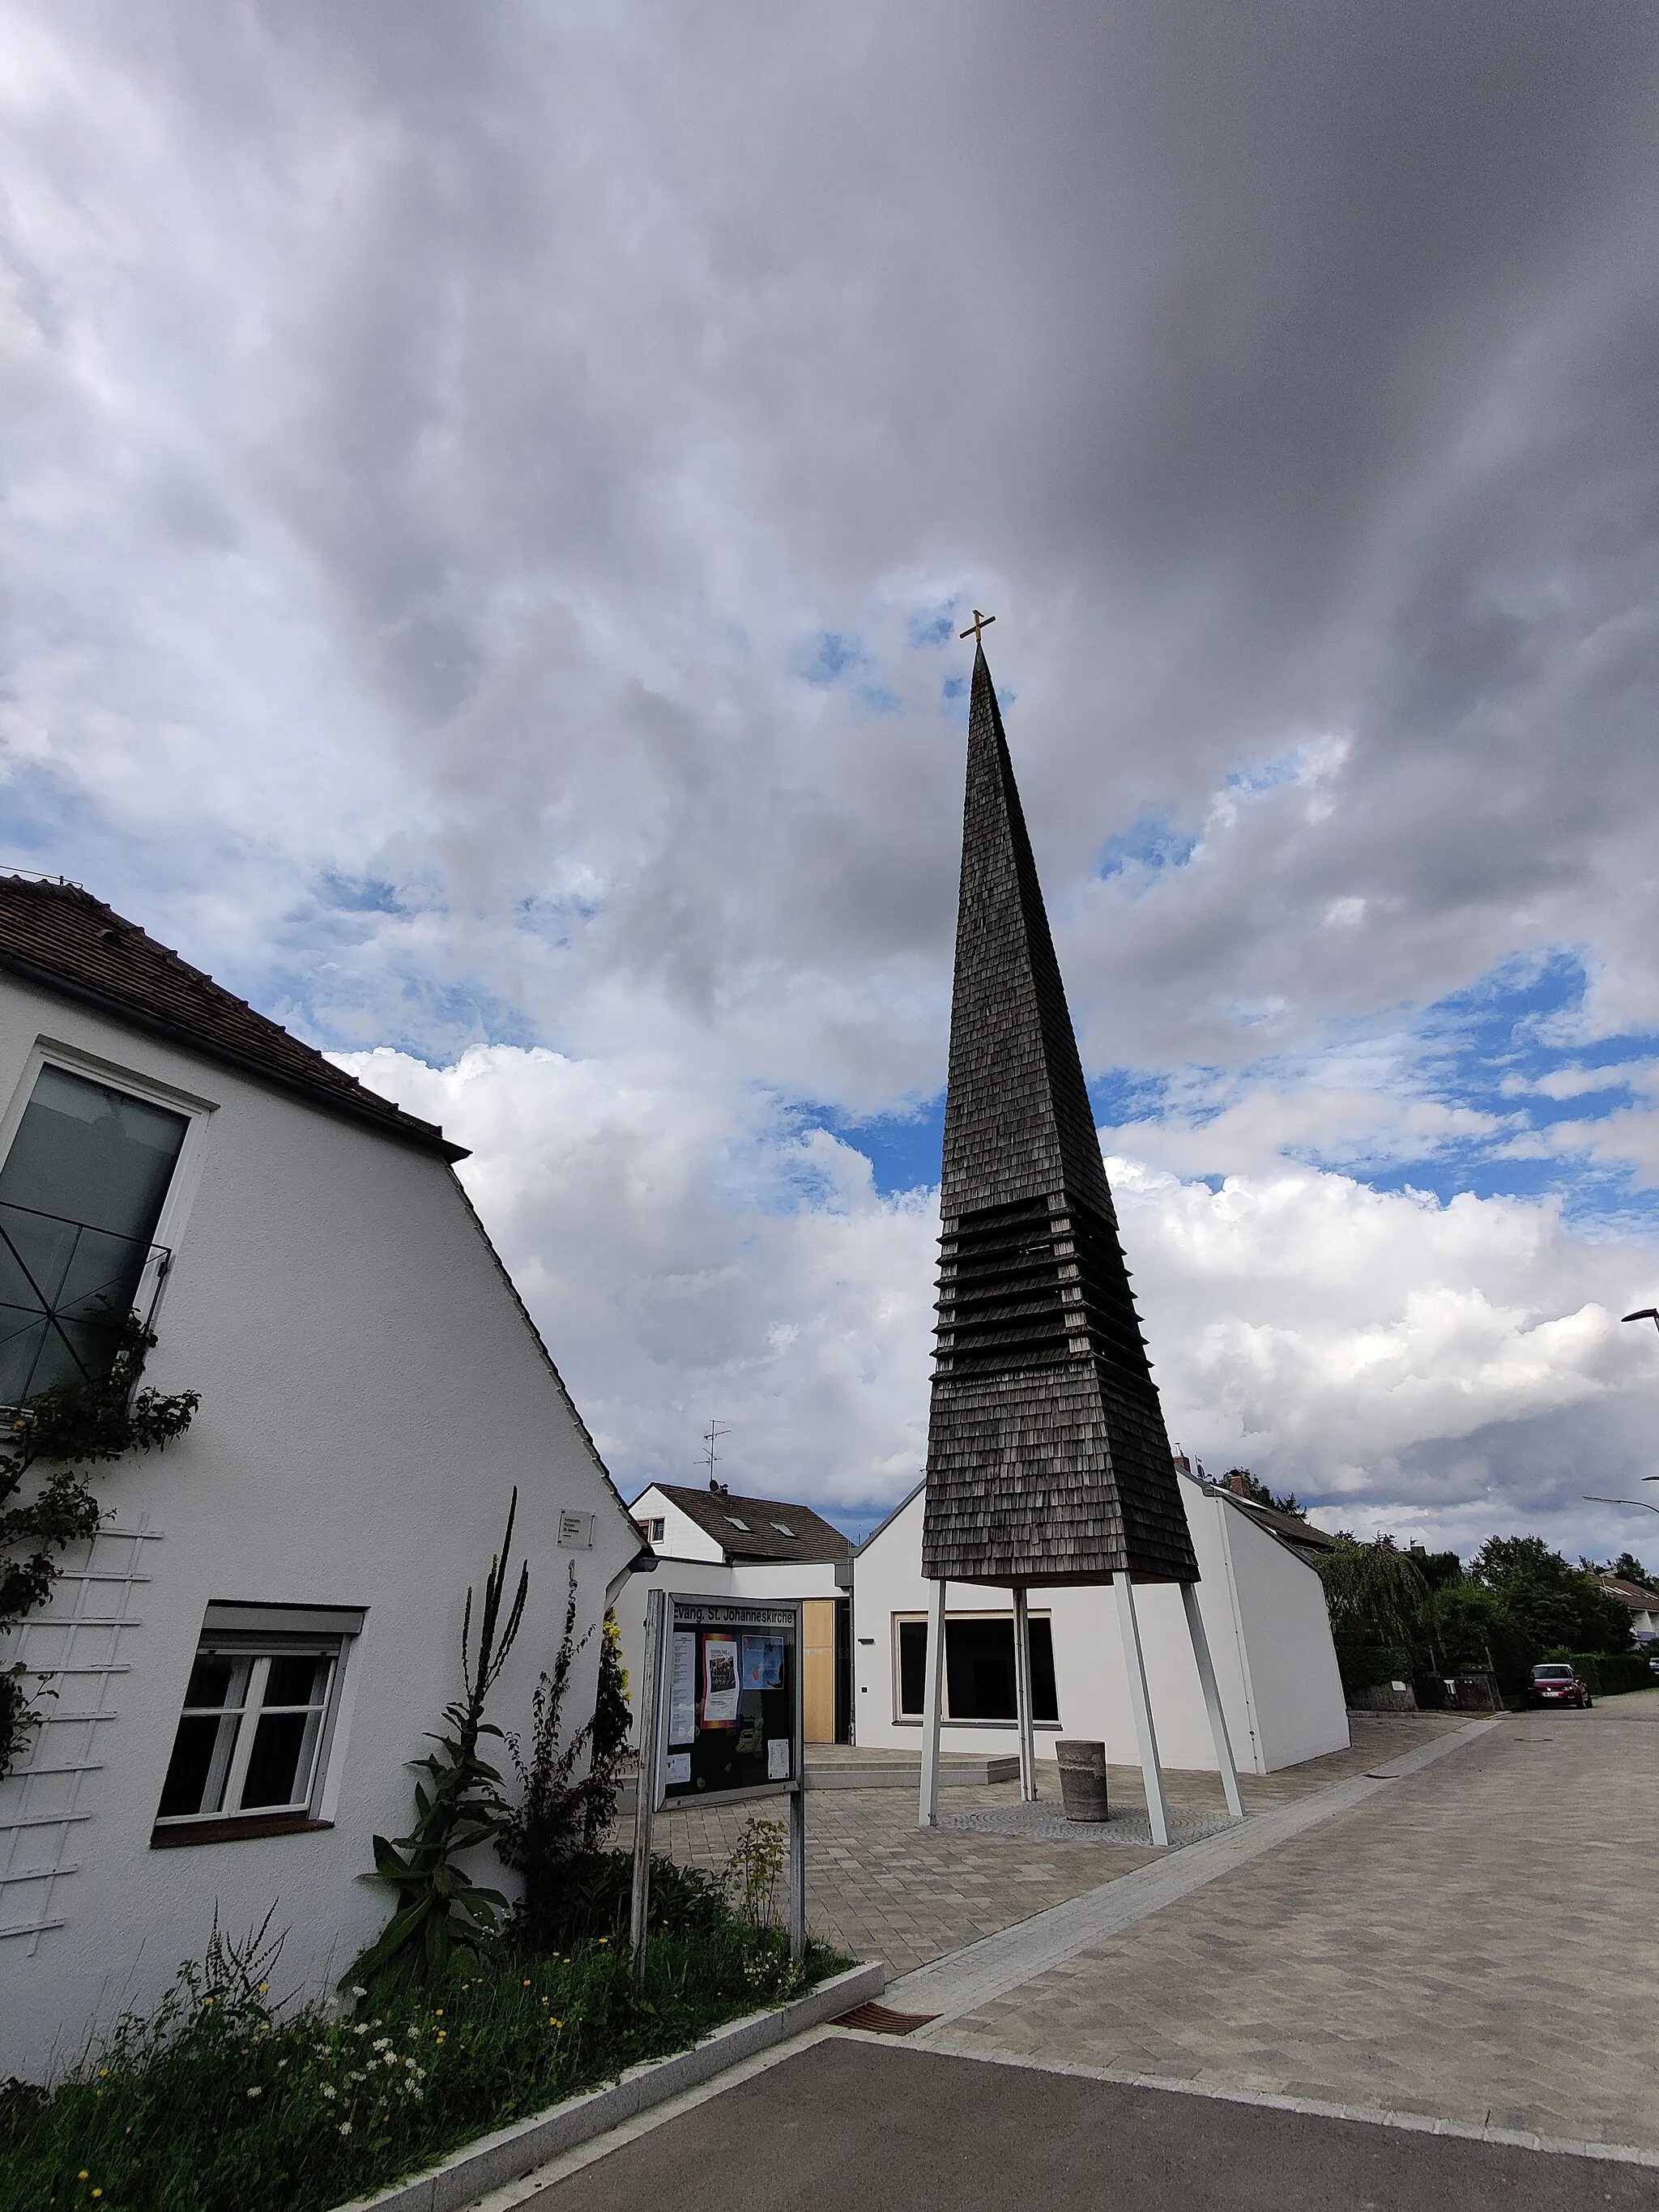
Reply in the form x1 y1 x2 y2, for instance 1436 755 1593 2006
155 1605 362 1830
0 1059 191 1404
633 1515 666 1544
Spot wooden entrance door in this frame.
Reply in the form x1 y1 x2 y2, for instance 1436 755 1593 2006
803 1599 838 1742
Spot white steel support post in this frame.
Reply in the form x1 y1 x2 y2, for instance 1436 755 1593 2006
629 1587 669 1989
1181 1581 1244 1819
918 1577 948 1828
1113 1574 1171 1848
1011 1585 1038 1802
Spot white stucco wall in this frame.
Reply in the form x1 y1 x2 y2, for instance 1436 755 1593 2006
0 981 643 2082
1213 1499 1350 1771
851 1475 1348 1777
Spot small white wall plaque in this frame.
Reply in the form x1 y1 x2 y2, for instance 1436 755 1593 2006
557 1510 595 1549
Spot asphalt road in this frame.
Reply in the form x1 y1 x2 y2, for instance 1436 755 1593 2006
537 2038 1653 2212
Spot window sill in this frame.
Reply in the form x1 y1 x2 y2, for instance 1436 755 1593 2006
150 1813 333 1849
890 1717 1062 1730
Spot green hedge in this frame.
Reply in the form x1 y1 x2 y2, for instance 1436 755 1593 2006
1567 1651 1657 1696
1336 1642 1413 1694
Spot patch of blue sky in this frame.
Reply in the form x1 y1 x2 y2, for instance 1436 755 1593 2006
0 764 185 902
942 672 966 705
908 605 958 650
1091 948 1659 1225
1088 1064 1191 1131
258 924 542 1066
837 1098 945 1197
1096 813 1201 883
802 629 902 717
776 1095 945 1202
515 889 599 940
318 871 405 914
1225 748 1306 795
804 630 864 686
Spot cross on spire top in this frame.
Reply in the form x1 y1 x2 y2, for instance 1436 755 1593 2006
958 608 996 646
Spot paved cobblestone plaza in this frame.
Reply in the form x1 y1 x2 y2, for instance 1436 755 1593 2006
646 1711 1469 1976
923 1695 1659 2149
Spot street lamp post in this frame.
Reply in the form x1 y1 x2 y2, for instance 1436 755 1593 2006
1606 1312 1659 1511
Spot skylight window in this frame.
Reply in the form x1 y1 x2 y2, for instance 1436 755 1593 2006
724 1515 749 1531
771 1522 797 1537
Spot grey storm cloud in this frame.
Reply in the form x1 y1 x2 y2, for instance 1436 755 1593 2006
6 1 1659 1536
9 0 1658 1089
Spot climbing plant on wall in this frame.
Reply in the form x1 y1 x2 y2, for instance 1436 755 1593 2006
1 1320 198 1777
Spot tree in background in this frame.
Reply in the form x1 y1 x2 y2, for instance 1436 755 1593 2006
1606 1551 1658 1594
1470 1536 1632 1658
1314 1538 1434 1690
1406 1547 1464 1594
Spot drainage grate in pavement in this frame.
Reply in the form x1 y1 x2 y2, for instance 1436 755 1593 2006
832 2002 940 2035
943 1804 1241 1849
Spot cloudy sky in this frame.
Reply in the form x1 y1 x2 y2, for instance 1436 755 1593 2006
6 2 1659 1557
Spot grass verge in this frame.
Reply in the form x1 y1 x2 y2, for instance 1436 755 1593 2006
2 1877 849 2212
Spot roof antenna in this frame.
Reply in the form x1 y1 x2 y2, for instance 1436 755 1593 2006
704 1419 730 1495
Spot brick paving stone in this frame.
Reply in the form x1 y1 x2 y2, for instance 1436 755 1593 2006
927 1693 1659 2148
619 1712 1469 1978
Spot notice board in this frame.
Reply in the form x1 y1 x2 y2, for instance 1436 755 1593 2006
658 1598 801 1805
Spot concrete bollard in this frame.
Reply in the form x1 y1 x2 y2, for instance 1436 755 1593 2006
1056 1738 1109 1822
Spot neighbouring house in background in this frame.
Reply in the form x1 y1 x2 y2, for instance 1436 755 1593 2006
1209 1468 1341 1571
1595 1575 1659 1643
614 1481 853 1744
852 1466 1349 1775
0 875 647 2085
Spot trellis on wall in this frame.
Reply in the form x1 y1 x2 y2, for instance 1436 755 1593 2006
0 1515 160 1956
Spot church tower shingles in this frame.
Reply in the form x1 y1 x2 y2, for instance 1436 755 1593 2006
921 645 1198 1588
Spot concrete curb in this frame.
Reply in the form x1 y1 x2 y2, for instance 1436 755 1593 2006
333 1960 885 2212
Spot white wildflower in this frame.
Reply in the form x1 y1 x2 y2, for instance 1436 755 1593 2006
338 2120 352 2137
320 2084 337 2100
245 2087 262 2099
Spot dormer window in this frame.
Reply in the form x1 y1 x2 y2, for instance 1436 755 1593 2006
633 1516 665 1543
724 1515 749 1531
771 1522 797 1538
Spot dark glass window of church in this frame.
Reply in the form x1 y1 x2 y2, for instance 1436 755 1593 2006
0 1064 189 1404
896 1615 1059 1723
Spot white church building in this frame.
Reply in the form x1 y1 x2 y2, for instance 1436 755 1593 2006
0 876 647 2084
853 1468 1349 1776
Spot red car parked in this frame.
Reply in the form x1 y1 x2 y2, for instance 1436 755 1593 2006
1530 1662 1593 1708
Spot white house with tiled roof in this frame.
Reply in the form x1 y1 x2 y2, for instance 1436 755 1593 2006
0 874 648 2084
614 1481 853 1745
1596 1575 1659 1643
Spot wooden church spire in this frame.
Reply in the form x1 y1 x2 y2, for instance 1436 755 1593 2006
921 641 1198 1588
